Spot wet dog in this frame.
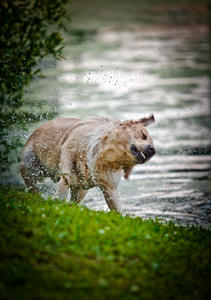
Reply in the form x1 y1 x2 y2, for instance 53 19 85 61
20 116 156 211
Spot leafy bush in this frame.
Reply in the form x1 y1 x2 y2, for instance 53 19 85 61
0 0 70 172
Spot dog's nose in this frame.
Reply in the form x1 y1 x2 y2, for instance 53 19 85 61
148 145 156 156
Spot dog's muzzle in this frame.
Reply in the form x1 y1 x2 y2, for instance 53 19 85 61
130 144 156 163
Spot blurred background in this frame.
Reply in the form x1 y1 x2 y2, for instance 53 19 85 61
0 0 210 227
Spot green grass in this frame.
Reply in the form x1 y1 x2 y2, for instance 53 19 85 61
0 186 211 300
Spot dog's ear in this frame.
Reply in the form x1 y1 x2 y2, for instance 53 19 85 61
138 114 155 126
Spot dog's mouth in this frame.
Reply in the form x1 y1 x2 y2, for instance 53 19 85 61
130 144 154 163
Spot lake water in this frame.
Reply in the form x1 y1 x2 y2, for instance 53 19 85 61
2 4 210 228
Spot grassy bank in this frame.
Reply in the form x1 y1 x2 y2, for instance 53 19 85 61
0 186 210 299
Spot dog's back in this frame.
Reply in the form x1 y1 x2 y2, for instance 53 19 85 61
20 117 119 190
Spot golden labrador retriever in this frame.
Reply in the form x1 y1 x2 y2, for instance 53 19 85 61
20 115 156 211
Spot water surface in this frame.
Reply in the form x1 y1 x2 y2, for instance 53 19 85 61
39 26 211 227
3 3 211 227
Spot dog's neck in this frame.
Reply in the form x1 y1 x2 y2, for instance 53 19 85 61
92 132 136 174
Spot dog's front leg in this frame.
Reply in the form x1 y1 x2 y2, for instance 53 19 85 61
101 187 122 212
53 173 71 200
53 146 74 200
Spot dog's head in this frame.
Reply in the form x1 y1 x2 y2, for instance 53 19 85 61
97 115 156 178
123 114 156 164
101 115 156 168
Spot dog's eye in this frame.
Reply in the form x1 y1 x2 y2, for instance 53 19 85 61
141 131 147 140
131 144 138 152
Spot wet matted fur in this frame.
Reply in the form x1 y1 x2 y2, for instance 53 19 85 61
20 116 156 211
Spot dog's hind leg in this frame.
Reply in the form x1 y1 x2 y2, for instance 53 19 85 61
20 149 40 193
